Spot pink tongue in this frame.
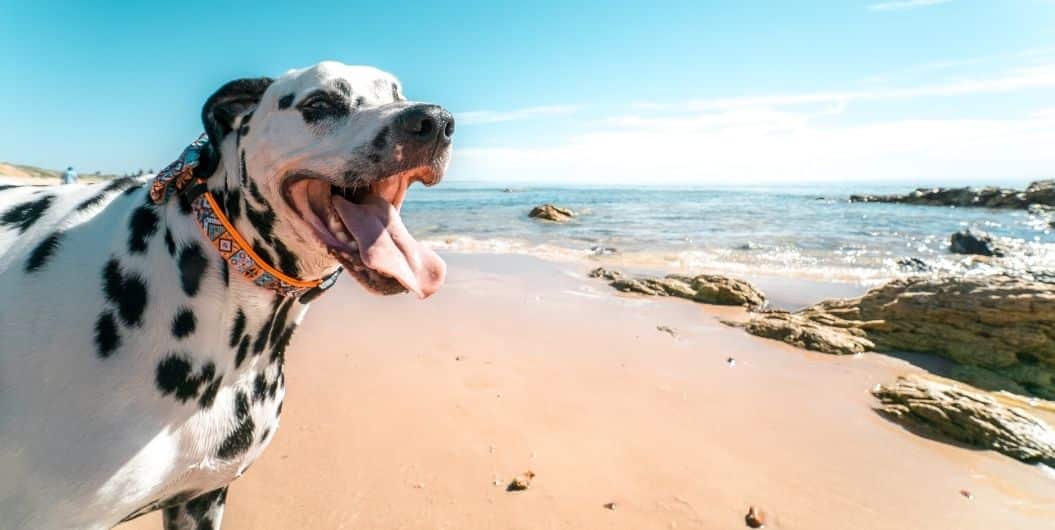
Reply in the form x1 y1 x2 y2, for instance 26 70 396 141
332 194 446 298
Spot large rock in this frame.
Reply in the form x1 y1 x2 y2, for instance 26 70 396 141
529 204 575 222
737 311 874 355
850 180 1055 209
872 375 1055 466
589 268 766 308
733 276 1055 399
949 229 1006 257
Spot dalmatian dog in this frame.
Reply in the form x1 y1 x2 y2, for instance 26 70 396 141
0 61 452 529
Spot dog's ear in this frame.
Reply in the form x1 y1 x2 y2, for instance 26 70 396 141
201 77 273 147
199 77 273 175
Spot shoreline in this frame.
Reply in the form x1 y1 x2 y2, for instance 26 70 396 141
122 252 1055 530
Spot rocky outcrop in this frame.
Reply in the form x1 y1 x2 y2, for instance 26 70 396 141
589 267 766 308
529 204 575 222
949 229 1006 257
737 311 874 355
732 275 1055 399
850 179 1055 209
872 375 1055 466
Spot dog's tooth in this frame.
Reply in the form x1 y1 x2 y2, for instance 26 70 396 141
336 231 350 244
328 216 343 233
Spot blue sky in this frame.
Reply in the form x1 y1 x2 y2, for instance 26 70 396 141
2 0 1054 184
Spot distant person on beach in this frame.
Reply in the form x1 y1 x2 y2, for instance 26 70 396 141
62 166 78 185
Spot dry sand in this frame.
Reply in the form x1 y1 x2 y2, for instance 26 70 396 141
119 253 1055 529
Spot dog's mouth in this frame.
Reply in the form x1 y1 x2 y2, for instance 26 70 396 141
282 168 446 298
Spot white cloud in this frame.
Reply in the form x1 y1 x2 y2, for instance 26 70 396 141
448 64 1055 185
867 0 951 12
452 109 1055 184
455 105 579 125
680 65 1055 110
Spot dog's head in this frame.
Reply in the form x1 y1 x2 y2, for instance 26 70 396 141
200 61 451 298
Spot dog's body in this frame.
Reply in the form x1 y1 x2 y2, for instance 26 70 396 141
0 62 452 529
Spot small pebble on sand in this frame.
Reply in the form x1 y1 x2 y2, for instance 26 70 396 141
727 357 736 366
507 471 536 491
603 502 617 510
745 506 766 528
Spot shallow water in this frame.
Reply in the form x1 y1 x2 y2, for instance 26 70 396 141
403 182 1055 284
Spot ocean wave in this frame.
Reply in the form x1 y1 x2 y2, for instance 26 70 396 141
424 234 1055 285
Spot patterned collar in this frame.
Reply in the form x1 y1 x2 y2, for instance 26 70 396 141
150 136 340 299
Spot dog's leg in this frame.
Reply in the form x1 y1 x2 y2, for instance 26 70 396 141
161 486 228 530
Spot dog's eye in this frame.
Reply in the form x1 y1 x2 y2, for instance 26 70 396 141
302 97 334 111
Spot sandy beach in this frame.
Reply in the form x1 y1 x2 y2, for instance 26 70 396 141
121 253 1055 530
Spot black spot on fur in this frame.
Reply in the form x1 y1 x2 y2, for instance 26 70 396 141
76 178 139 211
259 428 271 444
272 238 300 277
171 307 196 339
102 259 148 327
178 244 209 296
278 93 294 109
267 379 279 400
235 390 250 418
94 311 121 358
252 298 282 355
218 392 255 459
392 82 401 101
0 184 18 191
253 373 267 403
252 239 274 267
224 188 242 222
177 192 194 214
185 488 226 524
277 400 284 416
235 335 251 369
198 378 222 409
156 354 217 403
127 206 159 254
268 299 293 346
219 259 229 287
1 195 54 233
25 231 64 273
270 325 297 365
229 309 246 348
372 127 389 149
335 79 351 96
76 192 109 212
164 228 176 256
245 202 275 243
355 95 365 108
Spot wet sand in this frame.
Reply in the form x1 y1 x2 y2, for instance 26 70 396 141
122 253 1055 529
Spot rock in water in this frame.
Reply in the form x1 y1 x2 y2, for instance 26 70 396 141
588 267 623 281
597 271 766 308
1026 179 1055 206
850 180 1055 209
731 276 1055 399
872 375 1055 466
949 229 1005 257
529 204 575 222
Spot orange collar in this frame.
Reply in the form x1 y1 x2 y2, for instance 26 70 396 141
150 136 340 299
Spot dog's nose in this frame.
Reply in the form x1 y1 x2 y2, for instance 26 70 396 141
395 104 454 144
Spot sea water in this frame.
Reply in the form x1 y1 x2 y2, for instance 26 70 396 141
401 182 1055 285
